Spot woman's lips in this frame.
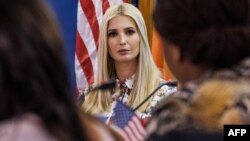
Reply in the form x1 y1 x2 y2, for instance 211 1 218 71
118 49 129 54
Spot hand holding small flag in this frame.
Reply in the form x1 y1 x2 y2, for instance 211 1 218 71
111 101 147 141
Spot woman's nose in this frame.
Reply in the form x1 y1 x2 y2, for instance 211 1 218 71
119 34 127 46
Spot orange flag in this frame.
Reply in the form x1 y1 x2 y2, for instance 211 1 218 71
138 0 173 81
151 30 173 80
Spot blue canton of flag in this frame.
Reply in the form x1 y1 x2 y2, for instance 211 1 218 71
112 100 146 141
113 100 135 128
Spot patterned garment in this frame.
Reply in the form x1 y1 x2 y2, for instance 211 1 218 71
173 57 250 101
148 57 250 135
111 75 176 121
81 75 177 122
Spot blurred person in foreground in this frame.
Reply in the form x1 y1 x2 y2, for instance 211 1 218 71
146 0 250 140
79 3 176 124
0 0 123 140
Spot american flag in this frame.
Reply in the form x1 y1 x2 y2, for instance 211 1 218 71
75 0 128 93
112 101 147 141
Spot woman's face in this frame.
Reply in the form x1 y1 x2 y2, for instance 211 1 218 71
107 15 140 63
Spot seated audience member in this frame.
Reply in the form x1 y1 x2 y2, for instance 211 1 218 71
0 0 123 141
146 0 250 140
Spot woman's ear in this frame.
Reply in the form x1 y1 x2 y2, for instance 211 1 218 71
160 38 181 63
167 43 181 62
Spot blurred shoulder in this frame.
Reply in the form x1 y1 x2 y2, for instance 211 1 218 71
0 113 56 141
190 78 250 129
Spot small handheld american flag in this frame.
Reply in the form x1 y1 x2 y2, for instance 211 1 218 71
112 101 147 141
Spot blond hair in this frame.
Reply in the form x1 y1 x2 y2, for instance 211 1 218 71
82 3 161 114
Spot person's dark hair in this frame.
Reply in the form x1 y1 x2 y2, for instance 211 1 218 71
153 0 250 69
0 0 87 140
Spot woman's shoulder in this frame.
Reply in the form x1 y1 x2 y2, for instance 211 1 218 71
0 113 56 141
146 78 250 136
146 79 178 111
157 79 178 96
137 80 178 120
79 85 94 96
190 78 250 128
77 84 95 105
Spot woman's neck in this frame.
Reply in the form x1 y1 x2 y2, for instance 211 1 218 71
115 61 137 81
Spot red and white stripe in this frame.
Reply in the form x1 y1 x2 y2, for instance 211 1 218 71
111 115 147 141
75 0 127 92
124 116 147 141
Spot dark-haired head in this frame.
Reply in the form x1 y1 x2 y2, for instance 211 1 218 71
0 0 87 140
153 0 250 69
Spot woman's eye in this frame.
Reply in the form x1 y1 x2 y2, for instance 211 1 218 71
107 32 117 37
126 29 135 35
